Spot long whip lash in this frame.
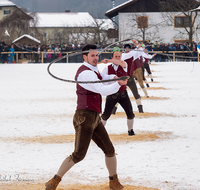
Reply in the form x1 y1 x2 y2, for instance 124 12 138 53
47 46 196 83
47 38 134 83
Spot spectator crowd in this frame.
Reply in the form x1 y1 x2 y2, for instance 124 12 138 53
0 39 199 64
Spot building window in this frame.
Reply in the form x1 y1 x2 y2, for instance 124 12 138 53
174 16 191 28
44 32 48 38
17 23 25 29
30 32 35 37
4 10 11 15
137 16 149 29
3 23 9 29
107 29 118 38
57 32 61 37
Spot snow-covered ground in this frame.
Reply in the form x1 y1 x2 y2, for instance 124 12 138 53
0 61 200 190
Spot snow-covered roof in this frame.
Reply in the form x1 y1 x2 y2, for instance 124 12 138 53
190 5 200 12
29 12 114 29
32 12 96 28
13 34 41 44
0 0 16 6
106 0 134 14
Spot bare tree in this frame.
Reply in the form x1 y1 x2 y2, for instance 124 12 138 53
0 7 33 43
160 0 200 43
80 31 94 44
93 18 116 44
28 12 43 43
69 28 85 45
28 13 114 46
127 13 164 43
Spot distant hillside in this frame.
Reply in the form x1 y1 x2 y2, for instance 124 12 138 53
11 0 128 18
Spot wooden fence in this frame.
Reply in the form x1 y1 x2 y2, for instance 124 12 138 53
1 51 199 63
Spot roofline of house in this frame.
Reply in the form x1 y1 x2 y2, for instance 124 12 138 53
105 0 200 18
0 5 16 7
13 34 41 44
29 26 97 29
17 6 33 20
105 0 137 18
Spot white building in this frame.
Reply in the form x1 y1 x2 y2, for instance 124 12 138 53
105 0 200 43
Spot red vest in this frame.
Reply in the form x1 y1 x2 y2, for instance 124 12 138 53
108 64 126 92
133 56 144 69
124 57 134 77
144 57 149 64
75 65 102 113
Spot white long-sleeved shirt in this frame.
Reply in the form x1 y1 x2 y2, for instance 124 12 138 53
121 50 139 61
136 46 154 60
142 52 154 60
77 62 121 96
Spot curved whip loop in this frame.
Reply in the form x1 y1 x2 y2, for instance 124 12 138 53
47 38 133 83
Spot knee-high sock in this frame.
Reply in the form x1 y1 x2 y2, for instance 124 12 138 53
136 98 142 106
149 74 153 80
101 117 107 126
57 156 75 178
127 118 134 131
105 155 117 177
142 87 148 97
144 79 148 85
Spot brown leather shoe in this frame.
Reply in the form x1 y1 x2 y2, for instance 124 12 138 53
45 175 61 190
109 174 124 190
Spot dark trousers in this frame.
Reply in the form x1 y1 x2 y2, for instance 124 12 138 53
127 76 141 100
101 90 134 121
144 63 152 75
142 66 147 81
71 109 115 163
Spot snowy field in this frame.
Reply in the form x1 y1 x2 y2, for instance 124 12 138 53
0 61 200 190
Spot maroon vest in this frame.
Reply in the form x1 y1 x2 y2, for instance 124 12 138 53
75 65 102 113
134 56 144 69
144 57 149 64
124 57 134 77
108 64 126 92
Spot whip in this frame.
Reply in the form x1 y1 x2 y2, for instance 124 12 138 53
47 38 136 84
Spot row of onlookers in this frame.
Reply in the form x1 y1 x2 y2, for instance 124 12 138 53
0 40 199 63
